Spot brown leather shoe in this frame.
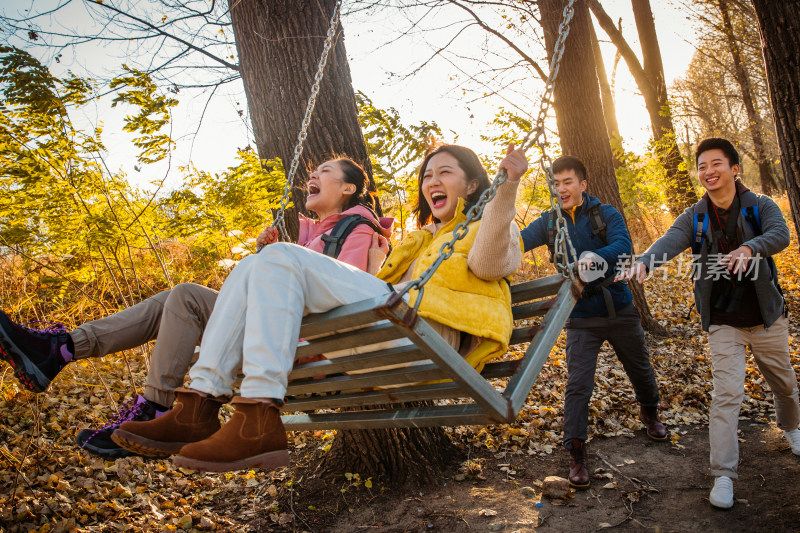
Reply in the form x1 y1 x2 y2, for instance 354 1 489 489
173 397 289 472
568 439 590 489
111 388 226 457
639 404 667 441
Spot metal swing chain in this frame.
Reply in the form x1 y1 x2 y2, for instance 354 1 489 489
394 0 578 310
526 0 579 280
266 0 343 245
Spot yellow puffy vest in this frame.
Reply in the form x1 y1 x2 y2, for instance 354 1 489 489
377 199 514 372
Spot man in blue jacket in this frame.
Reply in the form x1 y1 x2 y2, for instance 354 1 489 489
618 138 799 509
521 155 665 489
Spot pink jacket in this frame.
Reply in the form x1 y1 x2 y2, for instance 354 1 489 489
297 205 393 272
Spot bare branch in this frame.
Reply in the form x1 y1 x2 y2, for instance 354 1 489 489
445 0 547 81
84 0 239 71
586 0 658 111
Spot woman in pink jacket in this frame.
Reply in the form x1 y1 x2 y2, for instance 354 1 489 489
0 157 391 458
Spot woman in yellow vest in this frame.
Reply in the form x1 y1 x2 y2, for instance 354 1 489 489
110 144 527 472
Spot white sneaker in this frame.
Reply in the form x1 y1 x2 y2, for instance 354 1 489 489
709 476 734 509
784 428 800 455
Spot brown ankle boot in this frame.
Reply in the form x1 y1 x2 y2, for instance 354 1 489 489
568 439 590 489
111 388 226 457
639 404 667 441
173 397 289 472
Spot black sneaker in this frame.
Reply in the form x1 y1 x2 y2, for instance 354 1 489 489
76 395 169 458
0 310 72 392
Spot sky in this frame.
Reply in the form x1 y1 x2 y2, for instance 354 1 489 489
342 0 698 156
4 0 700 192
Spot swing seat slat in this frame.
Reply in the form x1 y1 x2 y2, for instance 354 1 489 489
282 404 494 431
284 360 522 411
295 321 405 358
282 274 577 430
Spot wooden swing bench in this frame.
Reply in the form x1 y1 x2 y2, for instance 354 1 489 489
281 273 578 430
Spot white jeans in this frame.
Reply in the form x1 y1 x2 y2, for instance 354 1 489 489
188 243 394 399
708 316 800 478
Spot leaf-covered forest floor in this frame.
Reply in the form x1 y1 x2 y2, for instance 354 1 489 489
2 232 799 532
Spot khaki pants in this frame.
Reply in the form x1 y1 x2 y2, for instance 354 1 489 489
708 316 800 478
69 283 218 406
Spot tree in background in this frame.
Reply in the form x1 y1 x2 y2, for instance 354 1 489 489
751 0 800 241
587 0 698 216
587 17 622 168
670 0 782 196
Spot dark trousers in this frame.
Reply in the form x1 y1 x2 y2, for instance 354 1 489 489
563 303 659 446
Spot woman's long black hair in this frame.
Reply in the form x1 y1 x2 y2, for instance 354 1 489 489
334 157 378 213
303 157 378 218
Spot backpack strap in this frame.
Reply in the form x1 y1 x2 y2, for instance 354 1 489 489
545 209 557 263
739 190 762 235
321 215 385 259
692 199 710 255
586 204 608 245
738 191 788 317
582 274 618 319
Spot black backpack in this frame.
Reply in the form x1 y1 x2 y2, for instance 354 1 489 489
321 214 387 259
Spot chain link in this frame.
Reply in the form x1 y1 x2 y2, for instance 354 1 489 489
263 0 343 246
396 0 578 303
522 0 578 280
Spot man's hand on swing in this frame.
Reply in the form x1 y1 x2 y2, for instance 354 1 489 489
615 262 648 284
257 227 279 247
367 232 390 275
499 143 528 182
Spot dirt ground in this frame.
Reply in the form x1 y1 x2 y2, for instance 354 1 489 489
266 419 800 533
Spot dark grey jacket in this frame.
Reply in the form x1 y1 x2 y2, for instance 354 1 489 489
637 193 789 331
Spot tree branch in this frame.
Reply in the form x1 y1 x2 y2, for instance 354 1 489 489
85 0 239 71
445 0 547 81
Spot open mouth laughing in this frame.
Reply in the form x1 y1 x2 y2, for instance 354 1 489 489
430 191 448 209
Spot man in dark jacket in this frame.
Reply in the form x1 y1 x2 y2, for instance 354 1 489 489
618 138 799 509
521 155 666 490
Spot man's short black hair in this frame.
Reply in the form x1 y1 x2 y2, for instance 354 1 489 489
552 155 587 182
695 137 740 167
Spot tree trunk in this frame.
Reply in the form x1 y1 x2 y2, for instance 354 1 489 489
539 0 664 334
321 420 459 484
229 0 446 483
588 18 623 167
751 0 800 242
588 0 698 216
228 0 377 239
717 0 778 196
629 0 698 215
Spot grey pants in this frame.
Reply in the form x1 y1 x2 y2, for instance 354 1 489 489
563 303 660 446
69 283 218 406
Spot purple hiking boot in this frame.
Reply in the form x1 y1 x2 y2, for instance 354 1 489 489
76 395 170 458
0 309 72 392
